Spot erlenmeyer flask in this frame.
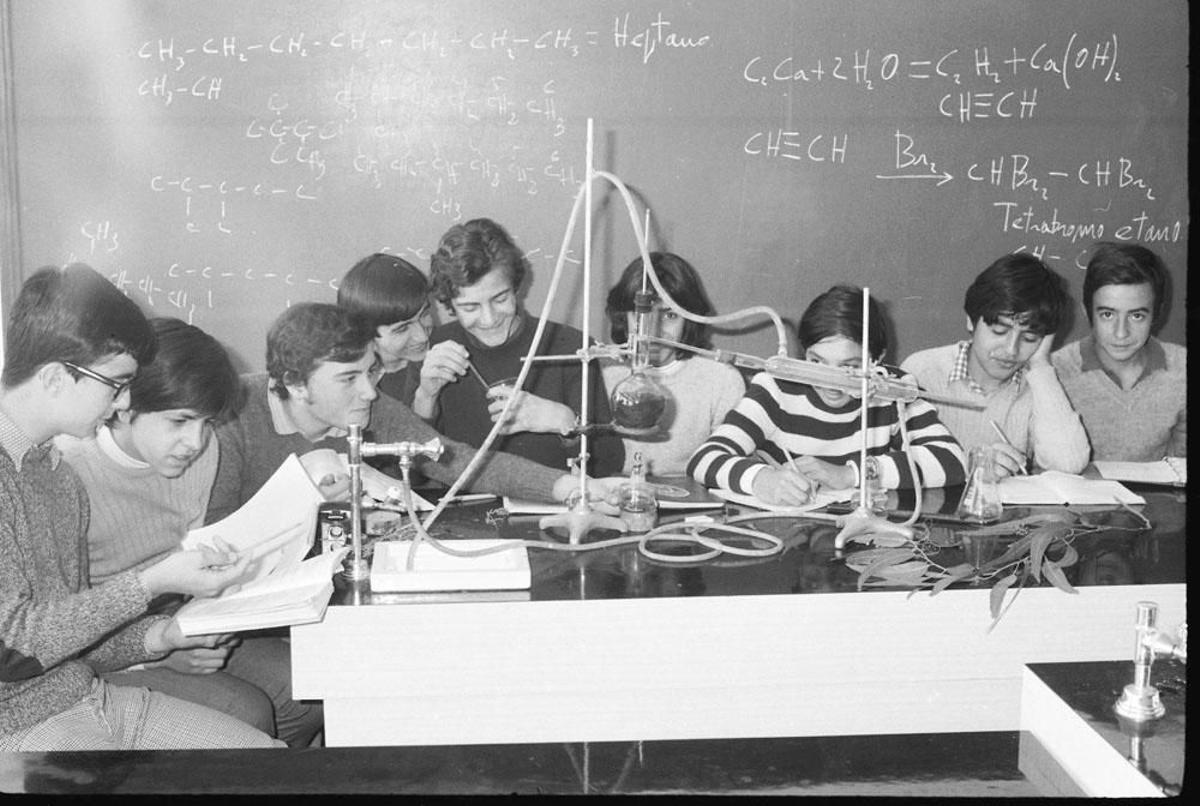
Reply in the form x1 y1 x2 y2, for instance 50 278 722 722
955 446 1003 523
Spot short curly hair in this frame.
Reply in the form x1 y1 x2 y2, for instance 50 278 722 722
429 218 528 305
265 303 375 399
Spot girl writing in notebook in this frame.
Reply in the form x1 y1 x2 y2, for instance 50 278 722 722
687 285 967 506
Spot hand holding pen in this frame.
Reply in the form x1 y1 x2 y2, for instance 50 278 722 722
989 420 1029 477
750 448 818 505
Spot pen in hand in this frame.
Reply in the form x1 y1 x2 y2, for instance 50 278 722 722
989 420 1028 475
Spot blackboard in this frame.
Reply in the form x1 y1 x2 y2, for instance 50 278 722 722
6 0 1188 371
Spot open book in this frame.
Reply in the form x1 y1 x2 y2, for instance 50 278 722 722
176 453 331 634
998 470 1145 506
176 548 346 635
1092 457 1186 487
183 453 324 581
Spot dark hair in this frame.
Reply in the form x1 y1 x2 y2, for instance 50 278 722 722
606 252 715 356
798 285 888 361
963 253 1069 335
337 253 429 330
429 218 528 305
1083 242 1169 330
266 303 375 399
2 263 156 388
128 318 240 422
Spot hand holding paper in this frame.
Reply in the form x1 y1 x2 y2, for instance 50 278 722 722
138 542 248 600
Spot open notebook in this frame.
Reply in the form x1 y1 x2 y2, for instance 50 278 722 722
1092 458 1186 487
998 471 1145 506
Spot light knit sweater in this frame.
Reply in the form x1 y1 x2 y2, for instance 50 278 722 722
57 427 217 585
1052 336 1187 462
901 343 1090 473
206 373 568 523
1 409 166 735
601 356 746 476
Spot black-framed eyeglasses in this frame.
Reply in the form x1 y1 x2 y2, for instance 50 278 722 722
61 361 133 397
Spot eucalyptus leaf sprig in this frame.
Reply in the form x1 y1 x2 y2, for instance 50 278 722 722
842 505 1152 631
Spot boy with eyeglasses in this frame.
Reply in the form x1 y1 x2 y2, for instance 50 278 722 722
1 264 282 750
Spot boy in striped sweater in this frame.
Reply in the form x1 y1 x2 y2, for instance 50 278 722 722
688 286 967 507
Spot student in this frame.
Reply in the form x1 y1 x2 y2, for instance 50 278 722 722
1 264 281 750
601 252 745 476
337 252 433 405
57 317 322 747
413 217 624 476
688 285 967 506
1052 242 1186 461
901 253 1089 477
206 302 624 523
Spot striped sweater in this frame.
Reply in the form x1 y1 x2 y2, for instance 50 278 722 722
1 410 167 735
687 369 967 494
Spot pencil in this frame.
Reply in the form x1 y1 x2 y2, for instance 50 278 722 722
990 420 1028 475
781 445 801 474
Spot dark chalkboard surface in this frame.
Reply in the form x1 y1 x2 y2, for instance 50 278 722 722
7 0 1188 370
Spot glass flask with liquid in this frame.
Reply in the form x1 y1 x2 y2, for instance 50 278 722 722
618 453 658 533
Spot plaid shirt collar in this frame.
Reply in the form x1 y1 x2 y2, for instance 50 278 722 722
0 405 61 472
948 340 1025 395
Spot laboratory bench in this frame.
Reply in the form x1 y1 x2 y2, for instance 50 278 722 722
293 484 1186 749
2 484 1183 795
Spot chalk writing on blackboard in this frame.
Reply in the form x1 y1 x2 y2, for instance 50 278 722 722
742 34 1119 94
